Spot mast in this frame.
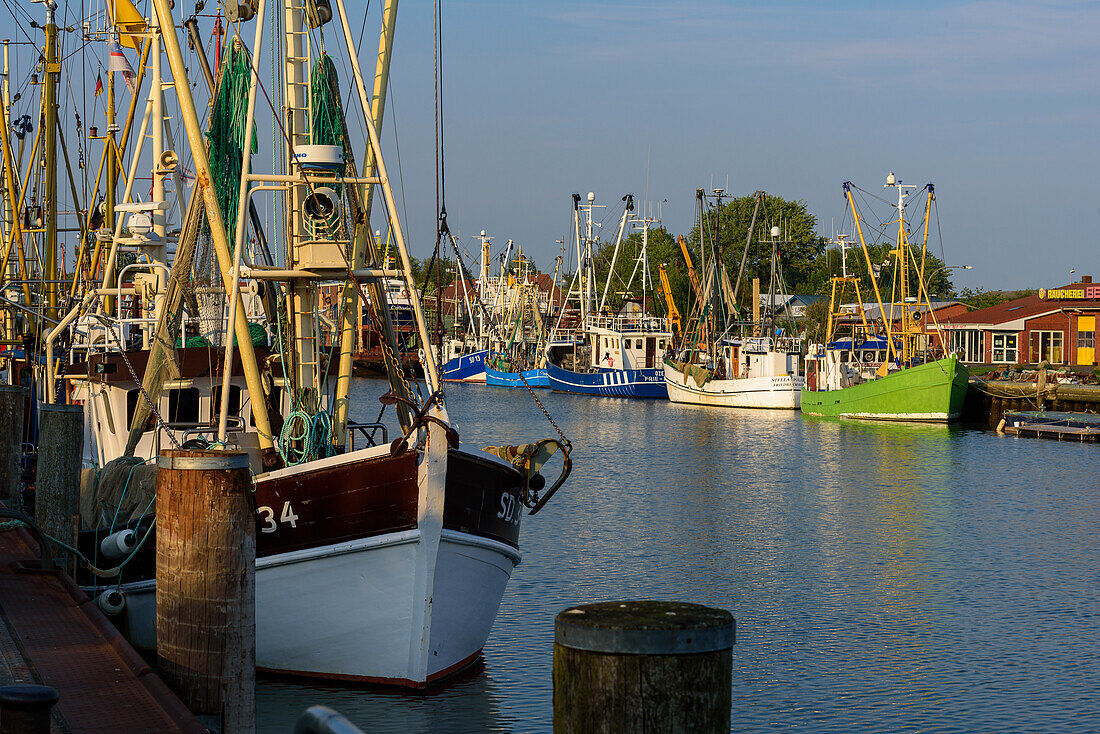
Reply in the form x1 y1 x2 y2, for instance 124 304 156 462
710 188 725 355
42 0 59 323
597 193 632 313
844 180 897 367
478 229 490 339
885 172 918 366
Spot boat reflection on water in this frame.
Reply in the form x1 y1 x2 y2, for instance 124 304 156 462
257 660 506 734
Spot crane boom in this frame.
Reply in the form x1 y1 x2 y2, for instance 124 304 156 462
677 235 704 303
658 264 681 337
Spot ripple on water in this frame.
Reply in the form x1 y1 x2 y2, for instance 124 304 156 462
257 380 1100 733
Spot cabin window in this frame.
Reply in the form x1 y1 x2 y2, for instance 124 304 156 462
658 339 665 349
992 333 1018 364
1029 330 1063 364
125 389 157 433
167 388 200 425
211 385 242 419
635 339 643 349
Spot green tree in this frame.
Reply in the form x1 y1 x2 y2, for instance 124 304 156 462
684 192 826 315
956 287 1031 310
828 242 955 300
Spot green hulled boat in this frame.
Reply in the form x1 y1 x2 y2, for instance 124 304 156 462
801 174 969 423
801 354 969 421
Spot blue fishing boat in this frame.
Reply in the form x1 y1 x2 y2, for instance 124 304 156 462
543 192 673 400
441 348 488 382
485 362 549 389
546 362 667 398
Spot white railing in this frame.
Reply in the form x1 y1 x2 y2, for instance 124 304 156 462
584 313 670 335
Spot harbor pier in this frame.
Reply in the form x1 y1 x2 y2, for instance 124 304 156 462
0 522 203 732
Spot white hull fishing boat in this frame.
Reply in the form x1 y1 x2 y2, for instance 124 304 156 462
663 341 802 409
52 0 570 687
664 189 804 409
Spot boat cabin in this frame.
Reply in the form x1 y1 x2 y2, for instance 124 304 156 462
804 337 897 391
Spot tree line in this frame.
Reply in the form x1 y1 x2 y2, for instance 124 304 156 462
592 192 956 321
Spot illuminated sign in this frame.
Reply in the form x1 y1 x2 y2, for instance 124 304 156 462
1039 287 1100 300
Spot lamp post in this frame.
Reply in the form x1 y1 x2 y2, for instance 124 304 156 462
927 264 973 298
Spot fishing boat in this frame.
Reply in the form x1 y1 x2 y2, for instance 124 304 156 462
664 189 804 409
546 193 672 398
441 346 488 382
486 360 549 388
801 175 968 421
484 253 553 389
440 231 499 382
48 0 570 688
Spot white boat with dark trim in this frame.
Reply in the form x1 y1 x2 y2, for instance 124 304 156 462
54 0 571 688
663 189 804 409
664 336 803 409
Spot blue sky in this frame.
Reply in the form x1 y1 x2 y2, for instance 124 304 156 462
372 0 1100 290
7 1 1093 292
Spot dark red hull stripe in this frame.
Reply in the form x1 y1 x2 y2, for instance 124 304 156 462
257 647 484 689
77 447 525 586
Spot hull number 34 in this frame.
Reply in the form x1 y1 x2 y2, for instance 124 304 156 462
257 502 300 533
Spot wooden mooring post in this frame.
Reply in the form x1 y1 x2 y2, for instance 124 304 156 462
554 600 735 733
35 403 82 569
156 450 255 734
0 386 23 506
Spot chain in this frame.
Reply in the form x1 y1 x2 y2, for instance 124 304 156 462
447 236 571 449
95 316 181 449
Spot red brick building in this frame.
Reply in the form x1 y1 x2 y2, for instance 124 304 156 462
940 276 1100 367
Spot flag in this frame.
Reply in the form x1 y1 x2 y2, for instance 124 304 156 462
94 74 103 97
108 38 137 95
105 0 147 51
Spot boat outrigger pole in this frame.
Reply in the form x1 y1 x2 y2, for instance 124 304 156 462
331 0 410 447
150 0 278 464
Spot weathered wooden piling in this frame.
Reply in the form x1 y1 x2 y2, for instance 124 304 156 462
0 386 24 505
156 450 255 734
35 403 83 566
554 600 735 734
0 685 59 734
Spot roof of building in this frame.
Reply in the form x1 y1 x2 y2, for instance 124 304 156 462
943 278 1100 329
758 293 826 308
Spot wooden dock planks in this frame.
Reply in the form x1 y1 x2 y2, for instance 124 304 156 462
0 527 204 733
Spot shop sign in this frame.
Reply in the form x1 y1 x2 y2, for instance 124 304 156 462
1039 287 1100 300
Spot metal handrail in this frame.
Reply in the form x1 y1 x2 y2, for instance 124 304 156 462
348 421 388 451
181 417 246 442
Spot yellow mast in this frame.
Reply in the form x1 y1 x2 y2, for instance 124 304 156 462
844 181 898 366
43 4 60 323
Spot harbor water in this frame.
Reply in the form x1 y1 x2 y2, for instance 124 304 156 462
258 379 1098 732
